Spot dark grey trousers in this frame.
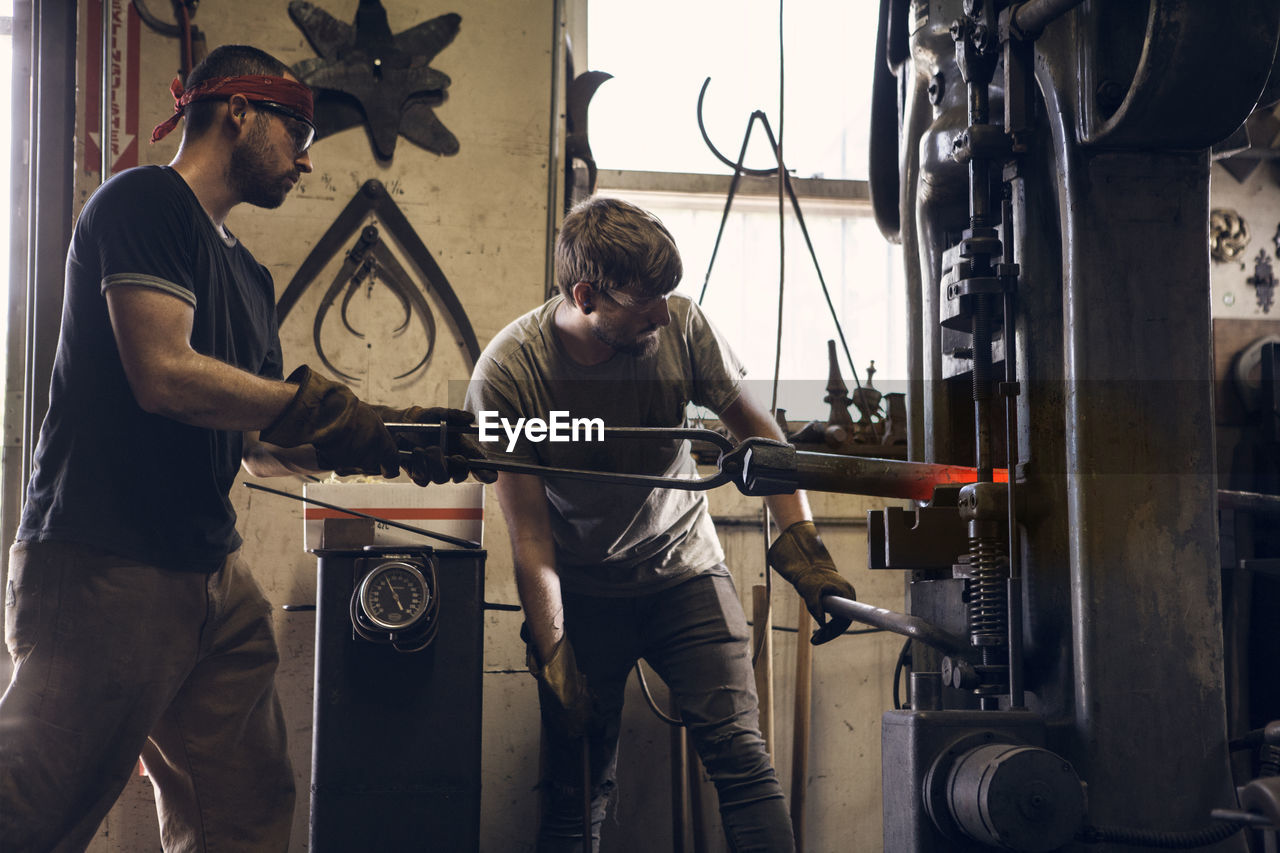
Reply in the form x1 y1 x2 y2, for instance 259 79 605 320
537 568 794 853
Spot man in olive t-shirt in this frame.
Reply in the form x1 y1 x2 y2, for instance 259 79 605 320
466 197 857 852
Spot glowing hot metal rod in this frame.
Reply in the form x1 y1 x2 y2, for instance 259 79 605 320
390 421 988 655
388 422 1004 502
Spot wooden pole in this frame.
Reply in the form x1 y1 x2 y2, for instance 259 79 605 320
687 727 709 853
752 584 775 753
670 694 688 853
790 596 813 851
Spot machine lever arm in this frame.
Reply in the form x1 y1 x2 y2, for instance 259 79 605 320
821 595 969 655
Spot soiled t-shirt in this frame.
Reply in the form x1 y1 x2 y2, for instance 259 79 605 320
18 166 283 572
464 293 745 595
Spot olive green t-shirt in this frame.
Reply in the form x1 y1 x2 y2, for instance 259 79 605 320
464 293 745 595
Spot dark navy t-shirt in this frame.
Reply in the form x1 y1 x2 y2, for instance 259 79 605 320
17 166 284 571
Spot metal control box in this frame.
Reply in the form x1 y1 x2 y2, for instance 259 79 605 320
310 547 486 852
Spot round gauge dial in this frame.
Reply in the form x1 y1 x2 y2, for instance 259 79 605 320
357 561 431 631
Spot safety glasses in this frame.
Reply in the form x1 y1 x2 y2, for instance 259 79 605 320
598 286 670 315
252 100 316 154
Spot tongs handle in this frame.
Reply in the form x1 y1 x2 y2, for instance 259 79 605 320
387 422 737 491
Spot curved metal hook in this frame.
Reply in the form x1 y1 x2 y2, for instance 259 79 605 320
337 262 370 340
312 227 436 382
696 77 779 177
337 263 413 340
313 255 366 381
368 243 437 380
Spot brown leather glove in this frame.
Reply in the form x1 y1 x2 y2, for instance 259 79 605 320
377 405 497 486
523 624 593 737
261 365 398 478
767 520 857 645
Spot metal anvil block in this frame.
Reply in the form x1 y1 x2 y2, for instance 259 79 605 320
868 504 970 571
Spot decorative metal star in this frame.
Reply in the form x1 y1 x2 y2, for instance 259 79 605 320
288 0 461 161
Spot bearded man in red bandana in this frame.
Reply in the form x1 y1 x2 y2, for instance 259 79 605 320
0 44 483 852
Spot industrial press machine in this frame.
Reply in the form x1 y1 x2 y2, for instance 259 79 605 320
855 0 1280 849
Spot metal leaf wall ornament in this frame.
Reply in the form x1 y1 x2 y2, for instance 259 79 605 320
288 0 461 161
277 180 480 382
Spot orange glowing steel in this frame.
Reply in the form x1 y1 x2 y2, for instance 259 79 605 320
929 466 1010 487
793 453 1013 501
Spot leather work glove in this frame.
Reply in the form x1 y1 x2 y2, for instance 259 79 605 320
522 623 594 738
261 365 399 478
376 406 498 486
767 520 857 645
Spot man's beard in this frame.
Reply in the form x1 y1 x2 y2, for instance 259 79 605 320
229 118 296 210
590 315 661 358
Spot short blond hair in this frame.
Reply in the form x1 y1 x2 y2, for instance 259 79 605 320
554 197 683 300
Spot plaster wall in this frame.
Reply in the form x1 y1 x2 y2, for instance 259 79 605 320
1210 160 1280 320
66 2 891 851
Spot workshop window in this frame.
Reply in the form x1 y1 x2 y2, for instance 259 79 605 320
586 0 905 422
0 3 11 384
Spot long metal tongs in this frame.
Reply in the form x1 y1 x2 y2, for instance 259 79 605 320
387 421 1001 502
388 423 740 490
388 421 988 654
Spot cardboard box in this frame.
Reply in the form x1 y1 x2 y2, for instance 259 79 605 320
302 482 485 551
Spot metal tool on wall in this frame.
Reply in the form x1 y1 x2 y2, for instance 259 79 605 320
1251 249 1277 314
277 180 480 374
695 78 880 445
308 224 437 382
288 0 461 161
564 41 612 211
1211 209 1252 264
132 0 205 79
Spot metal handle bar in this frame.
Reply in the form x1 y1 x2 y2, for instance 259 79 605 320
821 594 969 655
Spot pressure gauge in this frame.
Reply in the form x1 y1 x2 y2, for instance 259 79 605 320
356 560 432 632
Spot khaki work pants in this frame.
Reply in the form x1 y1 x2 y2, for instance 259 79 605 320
0 540 294 853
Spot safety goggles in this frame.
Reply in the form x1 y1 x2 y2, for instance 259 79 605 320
598 286 671 314
253 100 316 154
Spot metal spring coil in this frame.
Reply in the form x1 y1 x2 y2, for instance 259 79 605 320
967 533 1008 645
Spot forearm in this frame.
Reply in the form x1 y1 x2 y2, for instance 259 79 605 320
495 471 564 662
515 557 565 664
765 490 811 531
241 432 322 478
135 350 296 431
719 393 812 530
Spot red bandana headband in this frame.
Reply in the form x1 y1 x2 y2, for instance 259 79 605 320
150 74 315 144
